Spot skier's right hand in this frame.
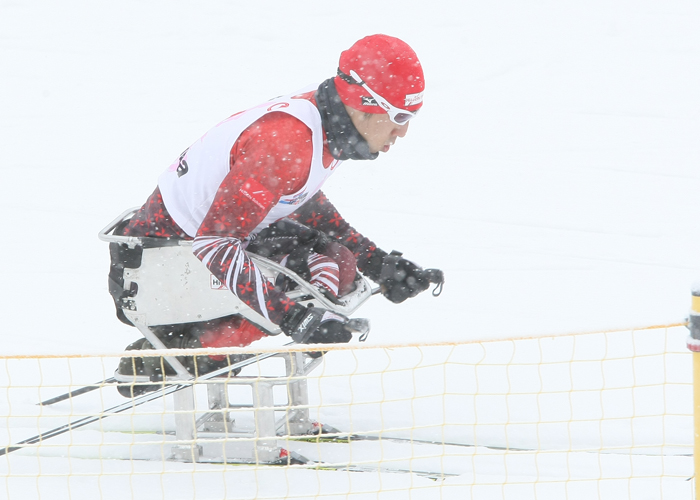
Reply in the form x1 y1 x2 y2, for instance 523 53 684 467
280 304 352 345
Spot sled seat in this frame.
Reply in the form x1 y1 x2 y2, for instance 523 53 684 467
99 208 374 333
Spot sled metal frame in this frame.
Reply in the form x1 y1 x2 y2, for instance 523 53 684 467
169 351 323 464
99 208 373 464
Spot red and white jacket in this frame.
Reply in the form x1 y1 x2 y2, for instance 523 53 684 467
123 89 381 326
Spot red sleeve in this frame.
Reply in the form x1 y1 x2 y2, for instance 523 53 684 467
192 112 314 325
198 112 313 239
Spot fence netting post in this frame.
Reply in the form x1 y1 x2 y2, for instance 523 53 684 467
687 285 700 499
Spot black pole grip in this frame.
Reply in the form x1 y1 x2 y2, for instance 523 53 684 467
424 268 445 296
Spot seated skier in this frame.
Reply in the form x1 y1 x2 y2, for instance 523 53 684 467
108 34 444 395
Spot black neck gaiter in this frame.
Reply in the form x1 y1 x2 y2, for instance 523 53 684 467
315 78 378 161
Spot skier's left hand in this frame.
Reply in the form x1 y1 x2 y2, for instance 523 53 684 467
377 251 444 304
280 304 353 345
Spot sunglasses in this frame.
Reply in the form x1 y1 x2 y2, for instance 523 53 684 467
343 69 418 125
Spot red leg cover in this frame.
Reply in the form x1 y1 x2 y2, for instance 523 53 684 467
323 241 357 296
199 316 267 360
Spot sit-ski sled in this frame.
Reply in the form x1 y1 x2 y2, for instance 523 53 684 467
97 207 375 465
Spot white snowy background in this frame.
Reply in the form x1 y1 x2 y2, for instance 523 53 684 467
1 0 699 499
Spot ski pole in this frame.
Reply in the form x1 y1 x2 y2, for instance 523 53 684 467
38 378 117 406
2 349 282 457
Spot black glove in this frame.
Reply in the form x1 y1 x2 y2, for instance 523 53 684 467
246 219 329 259
246 218 330 283
280 304 353 345
376 251 437 304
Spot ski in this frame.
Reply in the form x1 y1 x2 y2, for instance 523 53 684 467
128 453 456 480
306 462 459 480
294 424 469 449
93 422 519 454
292 424 533 453
214 452 458 480
1 350 282 457
297 433 529 452
294 428 471 448
38 378 117 406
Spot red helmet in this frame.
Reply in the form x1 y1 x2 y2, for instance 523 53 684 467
334 34 425 115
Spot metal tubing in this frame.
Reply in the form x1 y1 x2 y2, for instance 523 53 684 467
252 381 278 463
285 352 313 435
171 386 201 461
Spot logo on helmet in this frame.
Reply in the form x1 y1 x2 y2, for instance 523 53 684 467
405 92 424 107
361 96 379 107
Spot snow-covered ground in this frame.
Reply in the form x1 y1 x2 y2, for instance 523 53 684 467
1 0 699 498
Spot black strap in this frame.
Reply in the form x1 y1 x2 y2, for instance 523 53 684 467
337 69 361 86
